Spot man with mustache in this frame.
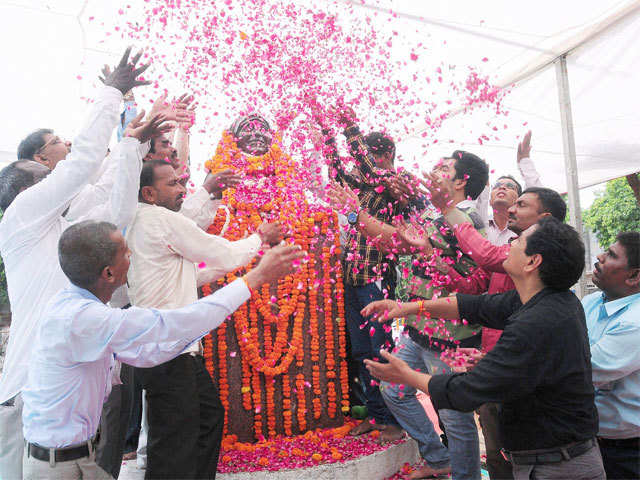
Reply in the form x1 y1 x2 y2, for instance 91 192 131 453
20 220 304 480
362 217 605 480
0 47 157 479
328 150 490 480
583 231 640 480
425 177 567 480
125 159 283 479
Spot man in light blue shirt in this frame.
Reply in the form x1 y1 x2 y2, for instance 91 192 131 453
583 231 640 480
21 220 304 479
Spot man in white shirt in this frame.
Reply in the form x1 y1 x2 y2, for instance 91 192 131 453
126 159 283 479
0 48 154 480
475 130 543 239
21 220 305 479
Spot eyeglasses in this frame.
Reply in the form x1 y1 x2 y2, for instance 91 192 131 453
493 180 518 191
35 135 62 155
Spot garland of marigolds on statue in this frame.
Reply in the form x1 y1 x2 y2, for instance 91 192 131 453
201 131 349 441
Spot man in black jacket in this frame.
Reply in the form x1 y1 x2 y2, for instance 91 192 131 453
362 217 605 480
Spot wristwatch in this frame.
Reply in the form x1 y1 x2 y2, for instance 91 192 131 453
346 209 360 226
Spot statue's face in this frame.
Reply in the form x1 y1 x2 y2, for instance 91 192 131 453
232 115 273 156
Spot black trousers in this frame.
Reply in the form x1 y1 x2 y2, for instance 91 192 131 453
96 362 135 479
137 353 224 480
478 403 514 480
598 436 640 480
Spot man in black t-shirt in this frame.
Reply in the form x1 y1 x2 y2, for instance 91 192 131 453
363 217 605 480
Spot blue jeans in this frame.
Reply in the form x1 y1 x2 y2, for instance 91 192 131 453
381 334 481 480
344 281 399 426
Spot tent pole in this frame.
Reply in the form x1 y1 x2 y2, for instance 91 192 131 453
555 55 586 298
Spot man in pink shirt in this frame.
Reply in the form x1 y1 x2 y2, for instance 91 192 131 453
428 180 567 480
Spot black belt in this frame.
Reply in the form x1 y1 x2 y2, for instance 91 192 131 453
503 438 596 465
27 439 95 464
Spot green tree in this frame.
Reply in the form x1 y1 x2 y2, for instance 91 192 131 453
584 177 640 248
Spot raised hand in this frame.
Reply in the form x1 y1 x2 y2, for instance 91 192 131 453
148 92 194 125
396 219 433 256
421 171 453 214
326 181 360 213
99 47 151 94
123 112 172 144
364 349 414 385
244 244 307 289
203 169 242 197
309 99 329 130
361 299 404 322
454 348 485 372
517 130 532 162
257 221 284 246
327 104 357 128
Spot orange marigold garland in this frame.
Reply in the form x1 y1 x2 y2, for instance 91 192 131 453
202 132 347 441
217 320 230 435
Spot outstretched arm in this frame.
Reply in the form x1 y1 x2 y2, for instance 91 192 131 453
73 113 171 230
5 48 151 233
447 220 511 273
362 289 521 330
517 130 542 188
77 245 306 366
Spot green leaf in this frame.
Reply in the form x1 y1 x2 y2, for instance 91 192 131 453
584 178 640 248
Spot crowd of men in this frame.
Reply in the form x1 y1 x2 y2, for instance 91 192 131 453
0 46 638 480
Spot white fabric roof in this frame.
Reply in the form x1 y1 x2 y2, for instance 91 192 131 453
1 0 639 195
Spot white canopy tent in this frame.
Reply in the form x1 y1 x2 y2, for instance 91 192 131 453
2 1 638 182
1 1 638 292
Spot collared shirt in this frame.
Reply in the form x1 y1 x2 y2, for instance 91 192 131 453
474 156 543 228
582 291 640 439
22 280 250 448
109 187 222 310
448 219 516 351
429 289 599 451
126 203 261 353
397 200 489 350
324 125 418 286
486 218 517 246
481 219 516 352
179 186 222 230
0 86 145 404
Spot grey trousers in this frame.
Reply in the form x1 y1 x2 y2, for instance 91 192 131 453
0 393 24 480
23 444 113 480
512 443 605 480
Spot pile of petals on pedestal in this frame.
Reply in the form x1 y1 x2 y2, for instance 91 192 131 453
217 420 405 473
